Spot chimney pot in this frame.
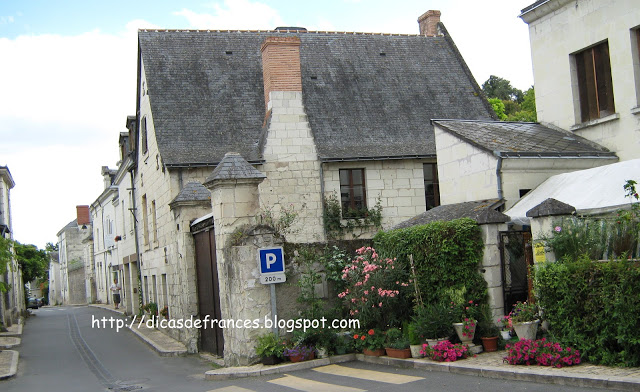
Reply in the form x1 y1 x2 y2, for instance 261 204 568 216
418 10 441 37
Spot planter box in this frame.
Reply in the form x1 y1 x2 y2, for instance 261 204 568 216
362 348 385 357
385 347 411 359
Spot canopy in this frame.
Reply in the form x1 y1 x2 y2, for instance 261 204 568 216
505 159 640 225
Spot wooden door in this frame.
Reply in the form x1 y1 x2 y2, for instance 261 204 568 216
194 228 224 356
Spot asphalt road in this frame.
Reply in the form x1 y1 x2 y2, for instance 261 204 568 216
3 306 610 392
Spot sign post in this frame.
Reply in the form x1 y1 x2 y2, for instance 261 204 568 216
258 247 286 335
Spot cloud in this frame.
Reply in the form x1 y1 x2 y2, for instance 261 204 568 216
0 15 14 24
0 20 157 248
174 0 284 30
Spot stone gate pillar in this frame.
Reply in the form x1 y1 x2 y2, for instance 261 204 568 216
203 152 272 366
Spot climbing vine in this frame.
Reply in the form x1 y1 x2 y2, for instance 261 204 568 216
322 193 382 240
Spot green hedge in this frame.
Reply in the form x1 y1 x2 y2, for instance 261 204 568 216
373 218 486 305
535 259 640 366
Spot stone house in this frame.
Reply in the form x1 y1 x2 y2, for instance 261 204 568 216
56 207 91 305
48 252 62 306
520 0 640 161
0 165 24 326
130 10 502 354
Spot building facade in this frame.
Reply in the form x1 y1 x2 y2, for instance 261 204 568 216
0 166 24 326
520 0 640 161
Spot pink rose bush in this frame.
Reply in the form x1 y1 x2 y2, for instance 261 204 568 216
338 247 409 329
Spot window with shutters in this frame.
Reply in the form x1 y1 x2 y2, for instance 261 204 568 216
574 41 615 123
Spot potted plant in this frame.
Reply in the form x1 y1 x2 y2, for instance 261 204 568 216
255 332 285 365
159 305 169 319
407 322 423 358
412 303 453 347
510 301 540 340
315 329 337 358
450 300 481 345
353 329 386 356
283 344 315 362
498 315 512 340
477 305 499 352
385 328 411 358
420 340 470 362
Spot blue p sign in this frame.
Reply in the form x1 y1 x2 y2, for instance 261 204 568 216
258 247 284 274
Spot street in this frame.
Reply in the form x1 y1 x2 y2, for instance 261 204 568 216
4 306 610 392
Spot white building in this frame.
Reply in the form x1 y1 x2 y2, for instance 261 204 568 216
0 165 24 326
520 0 640 161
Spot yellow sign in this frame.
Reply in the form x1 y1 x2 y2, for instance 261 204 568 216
534 242 546 263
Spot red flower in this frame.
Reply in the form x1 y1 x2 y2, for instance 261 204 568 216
368 329 375 336
361 336 365 341
353 334 359 339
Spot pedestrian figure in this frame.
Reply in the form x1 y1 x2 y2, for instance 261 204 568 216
110 278 121 309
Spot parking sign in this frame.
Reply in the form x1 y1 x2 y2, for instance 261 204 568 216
258 247 286 284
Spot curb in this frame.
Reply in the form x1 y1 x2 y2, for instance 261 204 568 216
88 304 188 357
205 354 356 380
0 338 21 350
0 323 22 338
127 326 188 357
0 350 19 380
358 355 640 391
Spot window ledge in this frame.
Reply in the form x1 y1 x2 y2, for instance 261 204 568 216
631 106 640 115
570 113 620 131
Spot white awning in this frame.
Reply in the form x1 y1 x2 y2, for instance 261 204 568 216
505 159 640 225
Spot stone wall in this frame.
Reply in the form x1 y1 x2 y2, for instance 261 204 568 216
259 91 325 244
323 159 430 235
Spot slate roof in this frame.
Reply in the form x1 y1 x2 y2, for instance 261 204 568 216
526 198 576 218
432 120 615 157
169 181 211 206
138 26 494 166
391 199 509 230
203 152 267 186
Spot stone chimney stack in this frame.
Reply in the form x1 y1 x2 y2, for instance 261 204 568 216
418 10 441 37
260 36 302 111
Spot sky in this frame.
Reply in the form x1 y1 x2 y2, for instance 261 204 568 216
0 0 535 249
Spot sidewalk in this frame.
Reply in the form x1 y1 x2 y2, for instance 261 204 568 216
89 304 188 357
86 305 640 390
0 318 22 380
206 350 640 390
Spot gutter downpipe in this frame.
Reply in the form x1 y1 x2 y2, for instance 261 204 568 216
495 152 504 201
319 162 327 241
129 165 143 314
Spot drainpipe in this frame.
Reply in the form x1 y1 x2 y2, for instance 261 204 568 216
129 166 143 313
494 152 504 201
319 162 327 241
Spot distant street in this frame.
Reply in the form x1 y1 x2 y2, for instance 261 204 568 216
4 306 609 392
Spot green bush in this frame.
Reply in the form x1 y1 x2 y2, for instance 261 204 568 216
373 218 487 306
535 258 640 366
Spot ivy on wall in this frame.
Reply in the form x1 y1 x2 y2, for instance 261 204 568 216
322 193 382 240
373 218 487 306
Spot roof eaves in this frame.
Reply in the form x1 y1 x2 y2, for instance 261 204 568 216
498 151 619 158
319 154 436 163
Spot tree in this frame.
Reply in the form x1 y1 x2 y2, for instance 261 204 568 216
482 75 523 103
14 242 48 284
488 98 507 120
482 75 537 122
0 236 12 293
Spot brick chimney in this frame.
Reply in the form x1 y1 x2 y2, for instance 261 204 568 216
261 36 302 111
418 10 441 37
76 205 90 226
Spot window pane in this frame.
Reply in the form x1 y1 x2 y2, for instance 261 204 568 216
352 169 363 185
339 170 349 185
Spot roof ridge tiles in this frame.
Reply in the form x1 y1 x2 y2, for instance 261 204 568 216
138 28 419 37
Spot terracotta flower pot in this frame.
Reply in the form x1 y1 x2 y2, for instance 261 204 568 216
363 348 385 357
385 347 412 359
481 336 499 352
288 354 305 363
